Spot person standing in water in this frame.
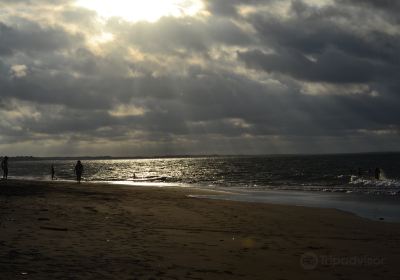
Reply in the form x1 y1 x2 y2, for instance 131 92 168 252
74 160 84 183
51 164 55 180
374 167 381 180
1 156 8 180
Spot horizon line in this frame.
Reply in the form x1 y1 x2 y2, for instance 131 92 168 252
4 151 400 159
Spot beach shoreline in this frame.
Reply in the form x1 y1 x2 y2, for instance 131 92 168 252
0 179 399 279
191 188 400 223
10 177 400 223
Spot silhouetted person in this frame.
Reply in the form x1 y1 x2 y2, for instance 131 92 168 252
357 168 362 176
368 168 373 178
74 160 84 183
1 156 8 180
51 164 55 180
374 167 381 180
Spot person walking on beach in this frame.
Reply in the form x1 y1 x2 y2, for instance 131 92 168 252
1 156 8 180
51 164 55 180
74 160 84 183
374 167 381 180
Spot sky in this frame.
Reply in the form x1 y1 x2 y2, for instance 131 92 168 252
0 0 399 156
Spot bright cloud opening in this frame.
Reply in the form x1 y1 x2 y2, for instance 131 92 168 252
75 0 204 22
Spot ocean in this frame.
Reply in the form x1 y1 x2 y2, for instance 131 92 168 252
4 153 400 222
6 153 400 195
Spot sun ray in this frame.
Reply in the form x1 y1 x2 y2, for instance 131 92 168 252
75 0 204 22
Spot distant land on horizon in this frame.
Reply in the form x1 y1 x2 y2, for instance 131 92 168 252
5 151 400 160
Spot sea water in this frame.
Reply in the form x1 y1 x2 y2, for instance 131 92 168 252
4 153 400 221
7 153 400 195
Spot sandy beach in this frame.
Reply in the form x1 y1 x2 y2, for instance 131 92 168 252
0 180 399 280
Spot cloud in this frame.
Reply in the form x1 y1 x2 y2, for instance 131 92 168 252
204 0 276 17
0 20 84 55
0 0 399 155
10 64 28 78
337 0 400 14
237 48 389 83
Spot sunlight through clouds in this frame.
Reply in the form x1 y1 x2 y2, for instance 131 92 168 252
75 0 205 22
108 104 147 117
0 0 399 155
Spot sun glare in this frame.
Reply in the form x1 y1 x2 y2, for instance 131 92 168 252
75 0 204 22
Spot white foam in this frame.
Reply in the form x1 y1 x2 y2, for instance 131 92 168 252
349 177 400 188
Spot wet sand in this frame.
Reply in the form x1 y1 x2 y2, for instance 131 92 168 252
0 180 399 279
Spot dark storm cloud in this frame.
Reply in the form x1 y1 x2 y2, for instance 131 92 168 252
237 48 391 83
337 0 400 12
336 0 400 25
0 0 399 155
204 0 276 17
249 9 400 64
236 0 400 84
0 20 84 55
